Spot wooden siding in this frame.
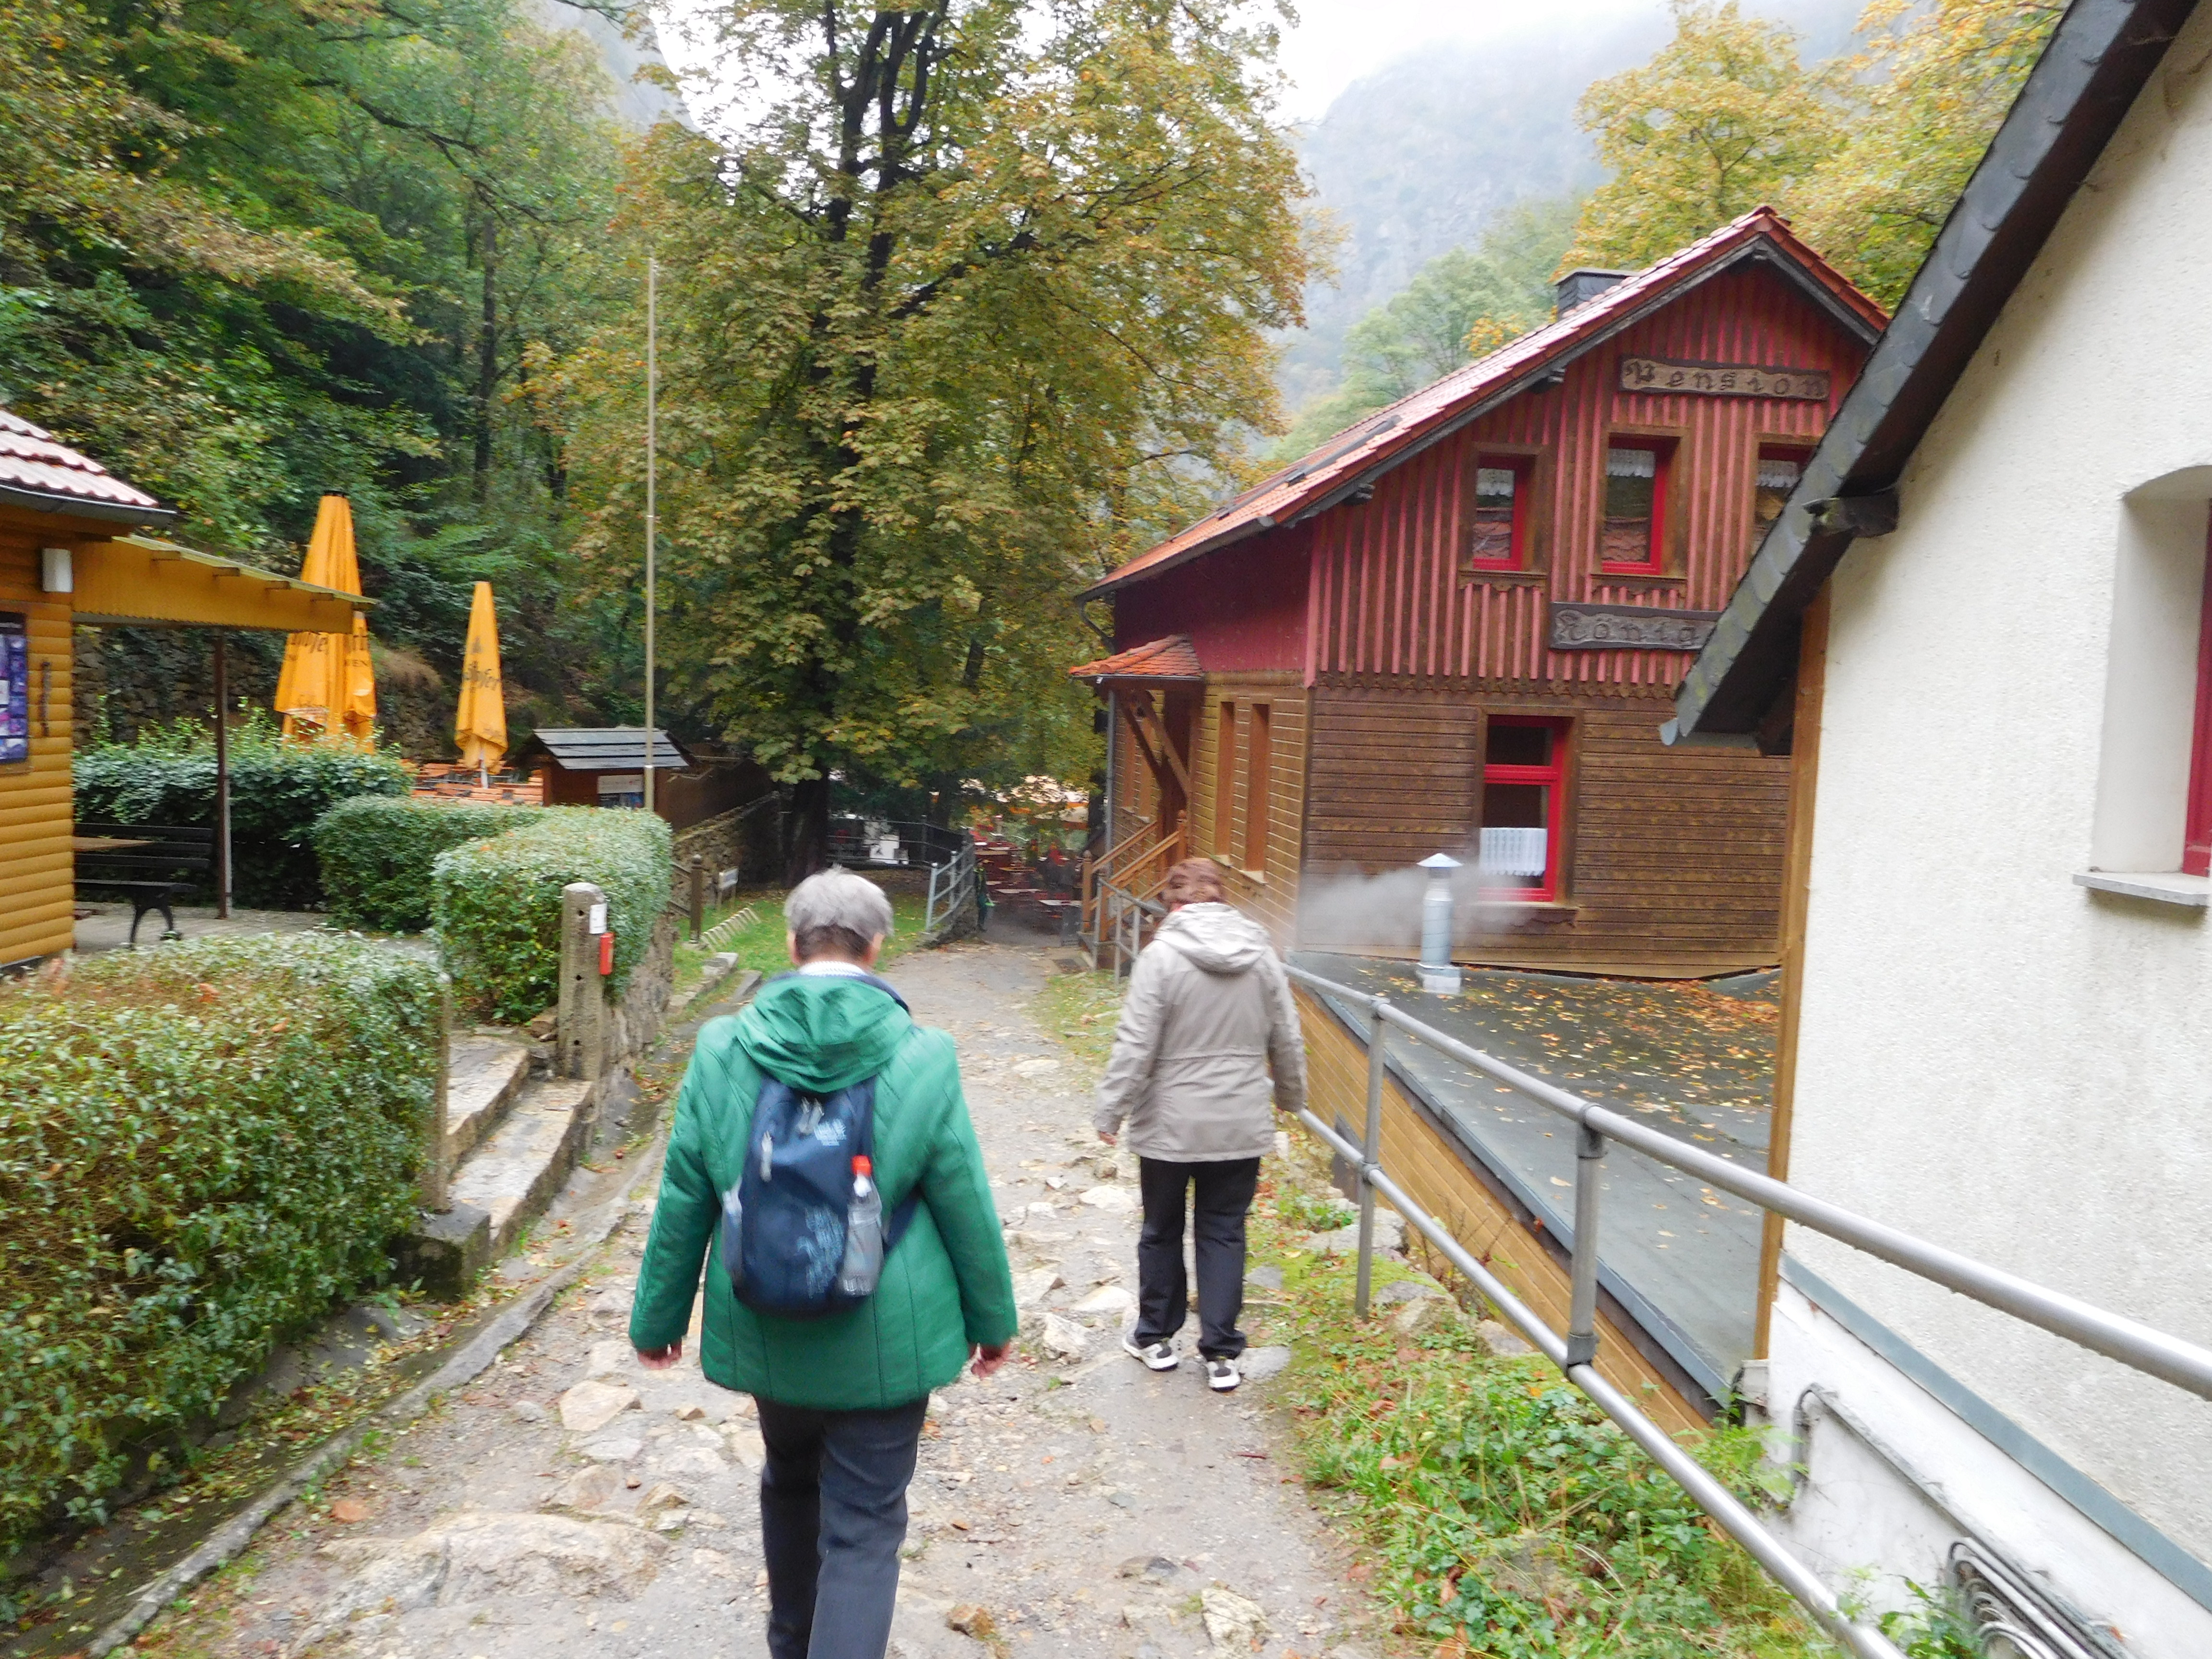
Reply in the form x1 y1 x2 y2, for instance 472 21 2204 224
0 518 77 965
1300 988 1708 1434
1305 264 1867 688
1303 681 1789 978
1190 676 1307 946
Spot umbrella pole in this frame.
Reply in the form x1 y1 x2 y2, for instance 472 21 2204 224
213 631 232 919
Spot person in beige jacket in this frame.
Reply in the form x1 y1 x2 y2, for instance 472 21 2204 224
1095 859 1306 1391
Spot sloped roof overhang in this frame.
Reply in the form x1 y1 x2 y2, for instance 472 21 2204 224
1668 0 2201 748
73 535 371 634
1082 212 1887 601
516 727 691 772
0 408 176 526
1068 634 1204 686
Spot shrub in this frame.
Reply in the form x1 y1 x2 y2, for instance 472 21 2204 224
72 714 413 908
314 796 543 932
0 934 439 1558
433 807 673 1022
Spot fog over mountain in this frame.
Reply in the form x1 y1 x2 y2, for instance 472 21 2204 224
1282 0 1864 410
537 0 687 129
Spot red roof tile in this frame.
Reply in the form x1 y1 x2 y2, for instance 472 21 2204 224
1085 208 1884 597
0 408 168 519
1068 635 1202 681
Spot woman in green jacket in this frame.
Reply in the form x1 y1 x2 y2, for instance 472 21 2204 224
631 870 1017 1659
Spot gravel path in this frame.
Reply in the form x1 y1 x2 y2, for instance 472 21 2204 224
149 935 1374 1659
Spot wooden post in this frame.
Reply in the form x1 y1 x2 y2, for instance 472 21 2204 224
1755 586 1829 1359
422 972 452 1211
689 853 705 941
558 881 608 1081
212 631 231 919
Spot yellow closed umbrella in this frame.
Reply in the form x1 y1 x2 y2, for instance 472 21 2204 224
454 581 507 779
274 493 377 744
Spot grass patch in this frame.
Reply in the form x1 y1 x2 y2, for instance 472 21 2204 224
1249 1155 1829 1659
1031 968 1125 1077
672 873 931 998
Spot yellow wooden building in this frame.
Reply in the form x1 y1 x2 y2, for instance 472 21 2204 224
1 410 370 968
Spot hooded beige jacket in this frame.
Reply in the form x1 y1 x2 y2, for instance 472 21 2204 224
1093 902 1307 1161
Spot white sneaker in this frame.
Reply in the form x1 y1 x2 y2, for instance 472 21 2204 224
1123 1334 1178 1371
1205 1357 1241 1392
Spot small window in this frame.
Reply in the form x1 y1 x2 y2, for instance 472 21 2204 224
1215 701 1238 855
1242 704 1272 874
1602 441 1669 573
1466 457 1531 571
1479 717 1567 901
1753 447 1808 554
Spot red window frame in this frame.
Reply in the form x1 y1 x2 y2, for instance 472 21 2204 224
1466 455 1533 572
1479 716 1568 902
2184 523 2212 875
1600 438 1671 575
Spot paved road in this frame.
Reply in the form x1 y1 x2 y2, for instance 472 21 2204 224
150 936 1371 1659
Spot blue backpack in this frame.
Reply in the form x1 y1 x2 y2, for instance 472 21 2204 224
716 974 922 1318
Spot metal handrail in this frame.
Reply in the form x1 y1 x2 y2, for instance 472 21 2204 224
920 836 980 945
1284 961 2212 1659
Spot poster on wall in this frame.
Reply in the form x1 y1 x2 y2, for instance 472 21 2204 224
0 613 27 765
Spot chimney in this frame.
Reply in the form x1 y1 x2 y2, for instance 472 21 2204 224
1554 268 1631 317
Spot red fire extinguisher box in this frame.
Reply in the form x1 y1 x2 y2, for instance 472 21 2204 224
598 929 615 975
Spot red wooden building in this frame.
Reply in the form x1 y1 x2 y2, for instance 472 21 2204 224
1074 208 1884 976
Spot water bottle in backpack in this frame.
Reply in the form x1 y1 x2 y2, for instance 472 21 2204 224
837 1154 885 1297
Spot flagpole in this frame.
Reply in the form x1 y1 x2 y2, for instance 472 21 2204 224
643 254 657 817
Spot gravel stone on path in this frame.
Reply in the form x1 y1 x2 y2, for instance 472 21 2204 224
133 931 1375 1659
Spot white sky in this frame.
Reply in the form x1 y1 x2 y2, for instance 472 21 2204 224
652 0 1663 129
1271 0 1651 120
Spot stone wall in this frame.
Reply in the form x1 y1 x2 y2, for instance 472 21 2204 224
669 799 781 903
603 911 677 1072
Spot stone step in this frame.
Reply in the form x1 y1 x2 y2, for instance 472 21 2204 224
446 1076 596 1258
445 1034 533 1164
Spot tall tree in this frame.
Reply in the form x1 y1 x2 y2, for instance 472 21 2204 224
0 0 643 743
553 0 1310 879
1264 195 1575 466
1563 0 1838 270
1795 1 2064 307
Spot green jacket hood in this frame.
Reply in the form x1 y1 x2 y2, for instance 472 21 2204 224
734 973 913 1094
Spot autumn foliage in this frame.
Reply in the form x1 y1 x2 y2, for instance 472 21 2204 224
1567 0 2066 309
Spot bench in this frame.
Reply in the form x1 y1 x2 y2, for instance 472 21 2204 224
75 822 215 946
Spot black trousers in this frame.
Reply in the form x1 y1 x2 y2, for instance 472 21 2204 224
755 1394 929 1659
1134 1155 1262 1359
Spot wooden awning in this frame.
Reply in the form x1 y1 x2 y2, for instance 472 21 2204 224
1068 634 1202 685
71 535 369 634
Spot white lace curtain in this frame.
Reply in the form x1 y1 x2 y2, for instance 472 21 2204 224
1479 825 1549 878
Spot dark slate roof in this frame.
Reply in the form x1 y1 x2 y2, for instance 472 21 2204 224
1068 635 1203 682
1669 0 2200 746
0 408 176 525
516 728 689 771
1083 208 1884 599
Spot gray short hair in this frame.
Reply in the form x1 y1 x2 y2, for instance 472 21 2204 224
785 869 896 959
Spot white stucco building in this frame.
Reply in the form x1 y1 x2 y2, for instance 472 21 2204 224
1668 0 2212 1650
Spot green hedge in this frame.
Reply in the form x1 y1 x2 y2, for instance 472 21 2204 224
315 796 543 932
433 806 672 1022
72 714 413 909
0 934 438 1557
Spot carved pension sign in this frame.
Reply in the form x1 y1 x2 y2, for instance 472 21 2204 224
1550 601 1720 653
1619 356 1830 401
